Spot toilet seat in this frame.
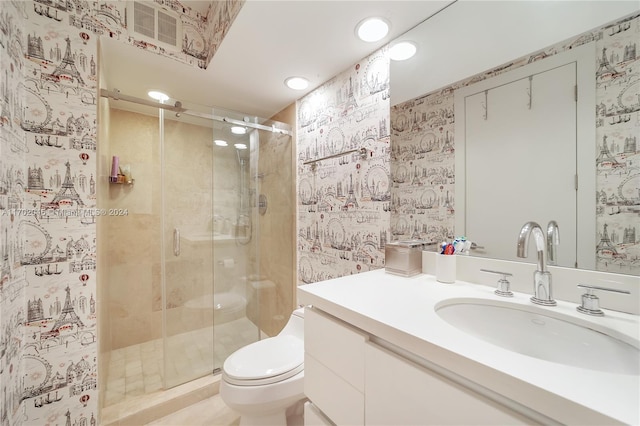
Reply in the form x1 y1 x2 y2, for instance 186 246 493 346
222 335 304 386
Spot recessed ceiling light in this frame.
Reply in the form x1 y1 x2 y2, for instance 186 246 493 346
231 126 247 135
285 76 309 90
389 41 417 61
234 143 247 150
356 17 389 42
214 139 228 146
148 90 169 102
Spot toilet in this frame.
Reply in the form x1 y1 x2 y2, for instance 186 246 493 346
220 307 306 425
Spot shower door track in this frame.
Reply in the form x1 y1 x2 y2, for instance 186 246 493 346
99 88 291 135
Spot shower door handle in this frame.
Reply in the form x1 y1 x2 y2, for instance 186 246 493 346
173 228 180 257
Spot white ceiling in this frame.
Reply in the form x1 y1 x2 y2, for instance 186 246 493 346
100 0 453 120
101 1 639 121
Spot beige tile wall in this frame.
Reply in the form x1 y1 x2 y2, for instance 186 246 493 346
105 109 223 349
104 105 296 344
106 109 162 349
253 104 296 336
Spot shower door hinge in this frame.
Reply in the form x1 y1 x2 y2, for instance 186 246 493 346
575 174 578 190
574 84 578 102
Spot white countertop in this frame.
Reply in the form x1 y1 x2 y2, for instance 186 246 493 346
298 269 640 425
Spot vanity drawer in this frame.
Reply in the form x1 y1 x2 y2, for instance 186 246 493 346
364 342 533 425
305 353 364 425
305 307 367 391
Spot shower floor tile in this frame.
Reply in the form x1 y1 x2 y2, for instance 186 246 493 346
104 317 258 408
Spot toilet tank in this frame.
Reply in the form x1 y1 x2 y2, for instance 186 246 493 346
278 307 304 339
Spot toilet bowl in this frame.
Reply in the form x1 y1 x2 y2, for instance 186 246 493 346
220 307 305 426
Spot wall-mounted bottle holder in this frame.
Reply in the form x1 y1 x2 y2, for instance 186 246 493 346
109 155 134 184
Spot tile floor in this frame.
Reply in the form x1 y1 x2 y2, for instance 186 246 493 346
147 393 240 426
104 317 259 407
103 317 258 425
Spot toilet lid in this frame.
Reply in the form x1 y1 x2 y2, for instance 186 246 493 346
223 335 304 385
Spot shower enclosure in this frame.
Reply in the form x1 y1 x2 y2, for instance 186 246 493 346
97 93 294 419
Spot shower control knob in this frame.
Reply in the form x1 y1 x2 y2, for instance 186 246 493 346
258 194 268 215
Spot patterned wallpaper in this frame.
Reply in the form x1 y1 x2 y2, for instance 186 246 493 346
390 12 640 276
294 12 639 286
390 91 455 246
0 1 242 424
296 49 391 284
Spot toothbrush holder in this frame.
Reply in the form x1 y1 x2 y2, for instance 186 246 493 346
436 254 456 284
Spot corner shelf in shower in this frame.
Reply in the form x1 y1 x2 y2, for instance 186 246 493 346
109 175 135 185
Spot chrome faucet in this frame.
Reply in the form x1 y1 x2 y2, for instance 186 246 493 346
517 221 557 306
546 221 560 266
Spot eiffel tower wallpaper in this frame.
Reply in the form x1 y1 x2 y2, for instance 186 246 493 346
51 37 84 85
596 135 622 167
596 47 621 78
2 2 640 426
50 161 85 207
50 285 85 333
2 1 246 424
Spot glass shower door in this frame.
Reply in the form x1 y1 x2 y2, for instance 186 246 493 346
161 109 216 388
158 103 292 388
210 117 261 373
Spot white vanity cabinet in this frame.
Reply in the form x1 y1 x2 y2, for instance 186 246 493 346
364 341 533 425
304 307 367 425
304 306 535 425
299 270 639 425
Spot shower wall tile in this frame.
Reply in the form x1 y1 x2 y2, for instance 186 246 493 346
106 109 219 351
108 264 155 314
109 164 154 211
107 110 159 163
106 214 160 267
105 108 161 352
255 104 296 336
111 313 156 351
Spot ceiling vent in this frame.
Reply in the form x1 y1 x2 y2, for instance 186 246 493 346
129 1 181 50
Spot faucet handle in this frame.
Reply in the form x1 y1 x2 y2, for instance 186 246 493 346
576 284 630 316
481 269 513 297
546 221 559 266
469 242 485 250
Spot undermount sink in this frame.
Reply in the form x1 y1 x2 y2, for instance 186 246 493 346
436 299 640 375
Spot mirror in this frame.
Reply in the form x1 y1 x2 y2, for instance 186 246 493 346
389 1 639 276
454 44 595 269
